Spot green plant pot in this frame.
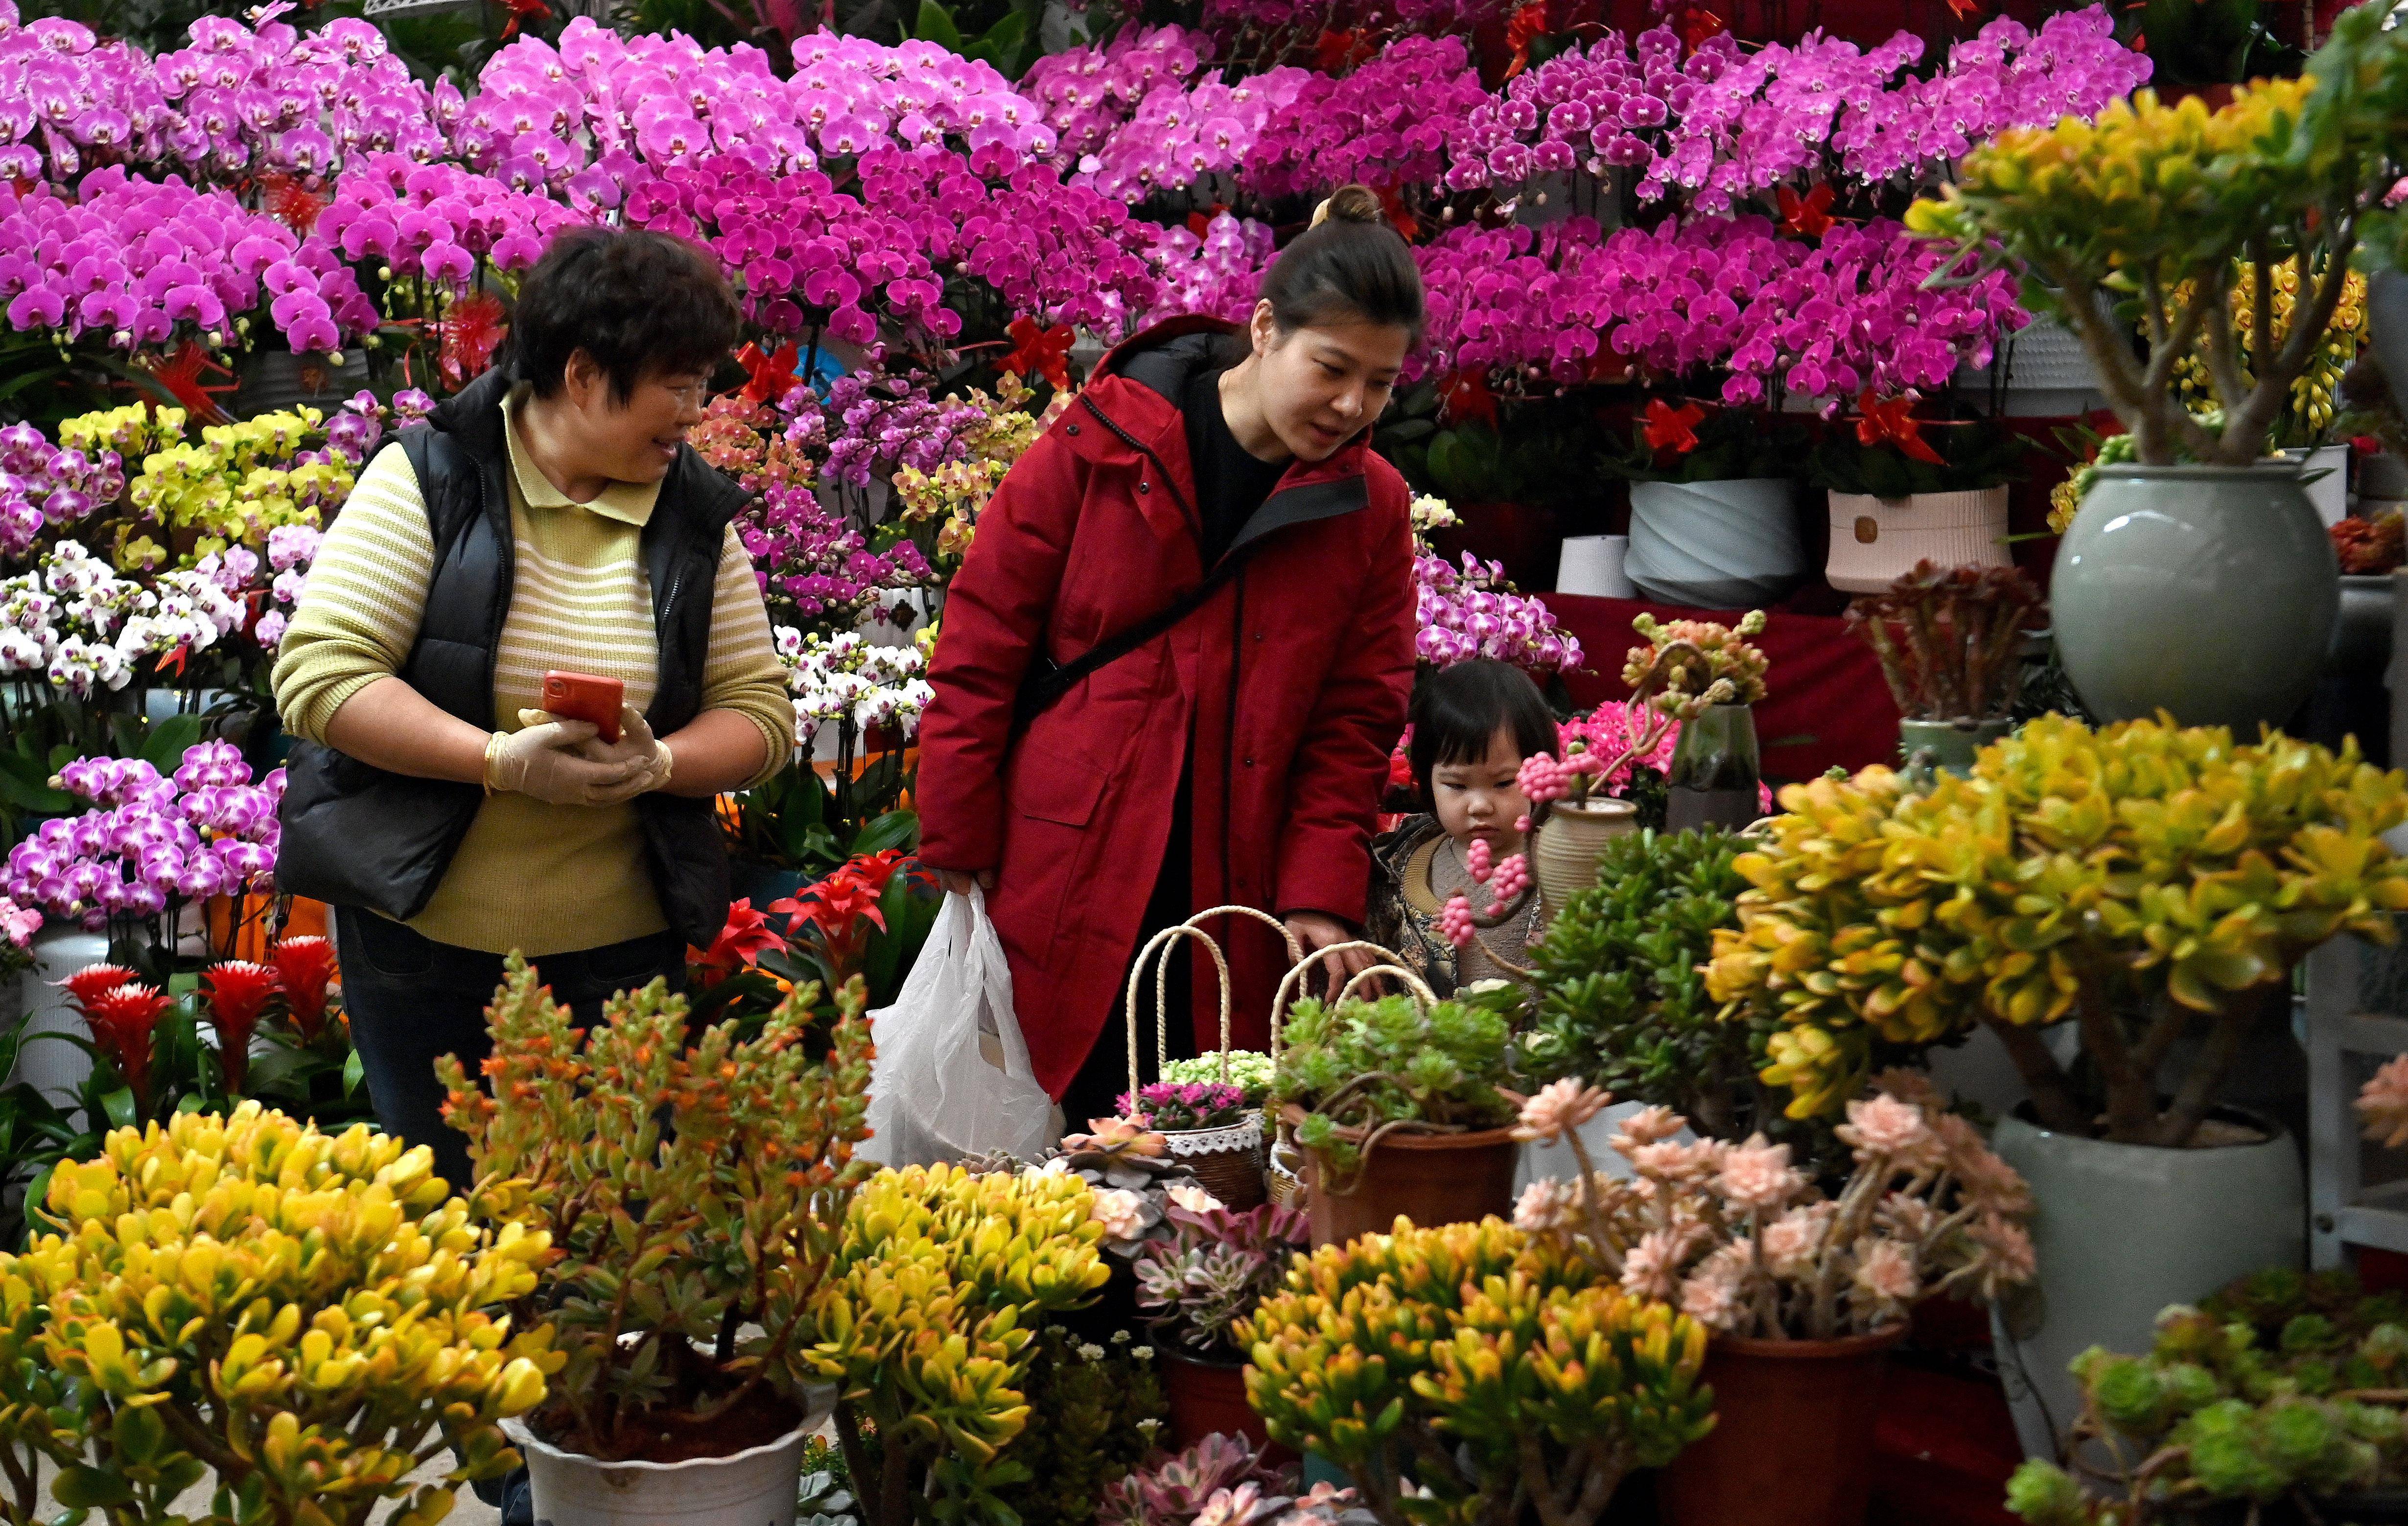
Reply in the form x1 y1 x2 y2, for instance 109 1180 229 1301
1897 718 2011 781
1665 704 1759 832
2051 463 2338 730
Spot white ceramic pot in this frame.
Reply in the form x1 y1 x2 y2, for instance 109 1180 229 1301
1824 487 2011 594
1625 478 1805 609
1989 1109 2304 1461
1555 535 1637 598
9 929 105 1105
506 1405 823 1526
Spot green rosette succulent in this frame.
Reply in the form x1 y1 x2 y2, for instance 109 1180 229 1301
1238 1217 1713 1526
1271 989 1519 1186
1707 716 2408 1145
0 1103 559 1526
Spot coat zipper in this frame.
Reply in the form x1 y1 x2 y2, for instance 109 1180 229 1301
1225 569 1244 906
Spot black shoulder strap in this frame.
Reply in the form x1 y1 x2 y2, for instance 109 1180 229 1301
1014 545 1260 728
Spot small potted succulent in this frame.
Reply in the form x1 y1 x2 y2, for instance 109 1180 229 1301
1098 1433 1372 1526
1268 984 1521 1246
1811 401 2030 594
1121 1080 1267 1210
1133 1193 1311 1450
1608 399 1811 609
1843 560 2046 777
1240 1215 1715 1526
0 1103 559 1526
1706 715 2408 1459
437 962 875 1525
1513 1073 2035 1526
1629 610 1772 833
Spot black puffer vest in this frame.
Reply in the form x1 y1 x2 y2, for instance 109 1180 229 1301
276 366 749 948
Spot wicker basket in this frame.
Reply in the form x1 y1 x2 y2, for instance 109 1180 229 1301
1160 1114 1267 1210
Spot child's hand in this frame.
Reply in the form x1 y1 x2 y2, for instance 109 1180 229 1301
1284 911 1380 1002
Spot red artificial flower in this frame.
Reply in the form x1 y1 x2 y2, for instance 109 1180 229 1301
736 341 800 405
1371 183 1421 243
261 173 327 237
270 936 338 1043
1503 0 1550 79
999 317 1075 391
1778 182 1835 239
1186 202 1232 238
203 960 279 1095
687 898 790 990
440 292 508 389
75 981 170 1110
1643 398 1707 455
1855 389 1944 465
1441 368 1499 429
143 343 235 426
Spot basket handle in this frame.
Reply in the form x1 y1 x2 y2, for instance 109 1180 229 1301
1268 940 1438 1062
1121 905 1308 1104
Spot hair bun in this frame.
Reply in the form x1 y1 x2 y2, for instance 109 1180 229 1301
1309 184 1385 229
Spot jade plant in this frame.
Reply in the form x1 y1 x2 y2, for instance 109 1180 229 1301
1238 1216 1715 1526
1514 828 1765 1140
2004 1290 2408 1524
1268 985 1520 1189
1844 562 2046 726
436 959 874 1463
807 1161 1113 1526
1706 715 2408 1145
1133 1196 1312 1361
0 1103 559 1526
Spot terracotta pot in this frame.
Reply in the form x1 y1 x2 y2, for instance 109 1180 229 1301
1280 1103 1520 1247
1660 1325 1908 1526
1160 1351 1266 1451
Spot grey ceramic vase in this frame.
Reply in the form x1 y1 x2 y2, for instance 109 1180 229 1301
2051 463 2338 730
1989 1109 2305 1462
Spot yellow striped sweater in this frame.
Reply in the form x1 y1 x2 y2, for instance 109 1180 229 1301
271 389 794 956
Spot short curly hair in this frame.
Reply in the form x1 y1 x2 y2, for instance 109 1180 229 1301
502 227 742 402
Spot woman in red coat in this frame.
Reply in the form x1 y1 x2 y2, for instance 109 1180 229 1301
918 186 1425 1127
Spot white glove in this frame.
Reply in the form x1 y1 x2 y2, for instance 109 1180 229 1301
483 715 650 806
555 703 674 804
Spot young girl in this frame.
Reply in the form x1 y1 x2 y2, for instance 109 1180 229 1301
1366 660 1558 996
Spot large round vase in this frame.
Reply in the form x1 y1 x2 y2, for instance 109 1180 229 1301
1659 1325 1907 1526
506 1411 818 1526
1824 487 2011 594
2051 464 2338 730
1989 1109 2305 1461
1284 1104 1520 1247
1626 479 1805 609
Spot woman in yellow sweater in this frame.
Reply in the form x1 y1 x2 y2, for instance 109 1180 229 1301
272 228 794 1190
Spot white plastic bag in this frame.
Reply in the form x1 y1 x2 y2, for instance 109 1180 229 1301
862 886 1056 1167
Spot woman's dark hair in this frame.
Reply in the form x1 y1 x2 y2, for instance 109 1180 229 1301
1407 660 1557 806
501 228 743 402
1259 183 1425 346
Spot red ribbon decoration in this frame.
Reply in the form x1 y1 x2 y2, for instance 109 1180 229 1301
498 0 550 42
439 291 507 389
1856 389 1943 464
1000 317 1075 391
1503 0 1549 78
1643 398 1707 455
736 341 800 404
1442 368 1499 429
260 172 327 237
1778 182 1834 239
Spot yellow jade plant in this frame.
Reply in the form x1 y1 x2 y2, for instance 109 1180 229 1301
1239 1215 1714 1526
808 1161 1111 1526
1707 716 2408 1146
0 1103 558 1526
1909 21 2402 468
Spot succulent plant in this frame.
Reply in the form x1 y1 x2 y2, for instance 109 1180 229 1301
1844 562 2045 726
2004 1293 2408 1525
989 1324 1165 1526
1099 1435 1374 1526
1239 1217 1715 1526
1706 716 2408 1145
1162 1050 1276 1104
1133 1198 1311 1361
0 1103 559 1526
808 1162 1113 1526
1270 985 1519 1188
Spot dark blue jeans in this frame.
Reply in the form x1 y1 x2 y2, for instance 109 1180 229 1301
334 905 686 1194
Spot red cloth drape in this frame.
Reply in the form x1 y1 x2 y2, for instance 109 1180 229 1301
1541 592 1903 783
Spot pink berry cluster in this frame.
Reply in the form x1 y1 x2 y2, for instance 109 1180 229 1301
1441 834 1533 948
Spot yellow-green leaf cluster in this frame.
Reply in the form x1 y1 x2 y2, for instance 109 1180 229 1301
1707 716 2408 1119
123 409 352 568
1239 1217 1713 1525
807 1163 1109 1521
0 1102 558 1526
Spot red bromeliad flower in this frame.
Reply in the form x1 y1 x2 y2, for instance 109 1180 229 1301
203 961 280 1095
75 981 170 1111
270 937 338 1043
1503 0 1550 78
1643 398 1707 455
774 849 910 977
58 964 141 1008
1856 389 1943 465
143 343 235 426
1778 182 1835 238
687 898 790 990
999 317 1075 391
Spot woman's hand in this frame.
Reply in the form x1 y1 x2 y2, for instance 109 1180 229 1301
485 718 651 805
934 868 996 897
551 704 675 803
1284 911 1378 1002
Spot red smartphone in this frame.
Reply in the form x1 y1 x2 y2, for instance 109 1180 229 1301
541 671 625 744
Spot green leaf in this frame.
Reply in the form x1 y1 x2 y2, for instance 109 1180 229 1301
342 1048 365 1097
0 748 69 813
100 1088 137 1131
140 712 205 771
53 1466 134 1509
112 1404 168 1465
966 7 1027 70
913 0 963 50
852 809 919 857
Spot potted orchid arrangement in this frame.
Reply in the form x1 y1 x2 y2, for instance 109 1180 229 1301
1810 400 2031 595
1513 1073 2035 1526
1610 397 1810 611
